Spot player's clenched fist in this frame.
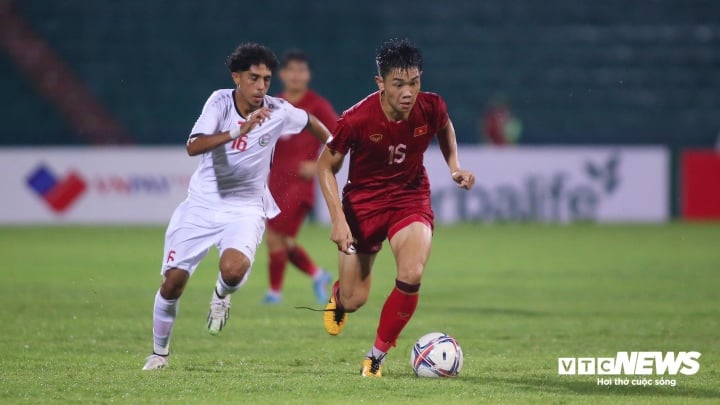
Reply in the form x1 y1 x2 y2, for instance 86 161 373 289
330 220 355 255
230 107 272 139
451 170 475 190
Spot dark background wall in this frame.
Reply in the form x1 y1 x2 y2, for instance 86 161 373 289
2 0 719 146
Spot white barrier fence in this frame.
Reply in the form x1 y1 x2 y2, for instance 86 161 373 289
0 146 669 224
313 146 669 223
0 147 197 224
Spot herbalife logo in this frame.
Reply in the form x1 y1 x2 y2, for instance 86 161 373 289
432 152 623 222
584 152 620 195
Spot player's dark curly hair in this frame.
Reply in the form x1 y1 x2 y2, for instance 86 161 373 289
226 43 278 73
375 38 423 78
281 49 311 69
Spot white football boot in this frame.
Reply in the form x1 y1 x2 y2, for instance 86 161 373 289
207 291 231 335
142 354 168 370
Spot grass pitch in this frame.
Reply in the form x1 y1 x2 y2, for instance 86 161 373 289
0 223 718 404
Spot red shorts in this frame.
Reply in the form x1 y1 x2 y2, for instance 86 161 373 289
267 202 312 238
343 204 434 254
267 196 312 237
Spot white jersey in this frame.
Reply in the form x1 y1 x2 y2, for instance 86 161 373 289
186 89 309 217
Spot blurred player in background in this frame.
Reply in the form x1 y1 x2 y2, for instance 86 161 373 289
143 43 331 370
317 38 475 377
481 94 522 145
263 50 338 304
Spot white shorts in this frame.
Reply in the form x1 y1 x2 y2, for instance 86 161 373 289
160 200 266 275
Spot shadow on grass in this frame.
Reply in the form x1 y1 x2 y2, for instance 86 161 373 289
182 365 226 373
479 375 720 399
429 306 546 317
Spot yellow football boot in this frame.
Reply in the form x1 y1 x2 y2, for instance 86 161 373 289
360 356 383 378
323 291 347 336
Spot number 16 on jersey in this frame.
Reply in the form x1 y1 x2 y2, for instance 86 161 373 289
231 134 249 152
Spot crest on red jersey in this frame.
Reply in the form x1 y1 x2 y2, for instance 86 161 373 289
414 125 428 137
369 134 383 143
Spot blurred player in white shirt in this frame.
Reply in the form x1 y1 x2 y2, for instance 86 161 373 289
143 43 331 370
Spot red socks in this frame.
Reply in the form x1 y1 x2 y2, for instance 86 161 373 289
374 279 420 353
268 249 288 292
269 246 320 292
288 246 318 277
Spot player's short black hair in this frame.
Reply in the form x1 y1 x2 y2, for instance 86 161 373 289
375 38 423 78
226 43 278 73
281 49 312 69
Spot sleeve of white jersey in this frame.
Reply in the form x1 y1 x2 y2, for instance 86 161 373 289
189 92 221 137
279 101 309 136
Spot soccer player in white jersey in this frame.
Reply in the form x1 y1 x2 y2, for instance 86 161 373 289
143 43 331 370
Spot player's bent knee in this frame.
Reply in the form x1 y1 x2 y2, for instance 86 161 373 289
219 265 249 286
265 231 285 251
160 268 190 299
397 263 425 285
219 250 251 286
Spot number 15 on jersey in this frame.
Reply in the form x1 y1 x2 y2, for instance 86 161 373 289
388 143 407 165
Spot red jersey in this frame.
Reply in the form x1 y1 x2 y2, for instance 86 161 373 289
327 91 449 213
269 90 338 204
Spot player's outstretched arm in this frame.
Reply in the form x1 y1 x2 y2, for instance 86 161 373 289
186 132 235 156
317 147 354 253
305 113 331 144
437 119 475 190
186 107 271 156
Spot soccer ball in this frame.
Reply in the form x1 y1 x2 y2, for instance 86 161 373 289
410 332 463 377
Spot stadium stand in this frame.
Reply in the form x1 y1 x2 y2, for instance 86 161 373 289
1 0 719 146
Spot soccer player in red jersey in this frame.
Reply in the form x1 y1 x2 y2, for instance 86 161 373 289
264 50 338 304
317 38 475 377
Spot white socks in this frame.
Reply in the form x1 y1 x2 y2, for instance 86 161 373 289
215 271 249 298
366 346 387 361
152 271 250 356
152 290 178 356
